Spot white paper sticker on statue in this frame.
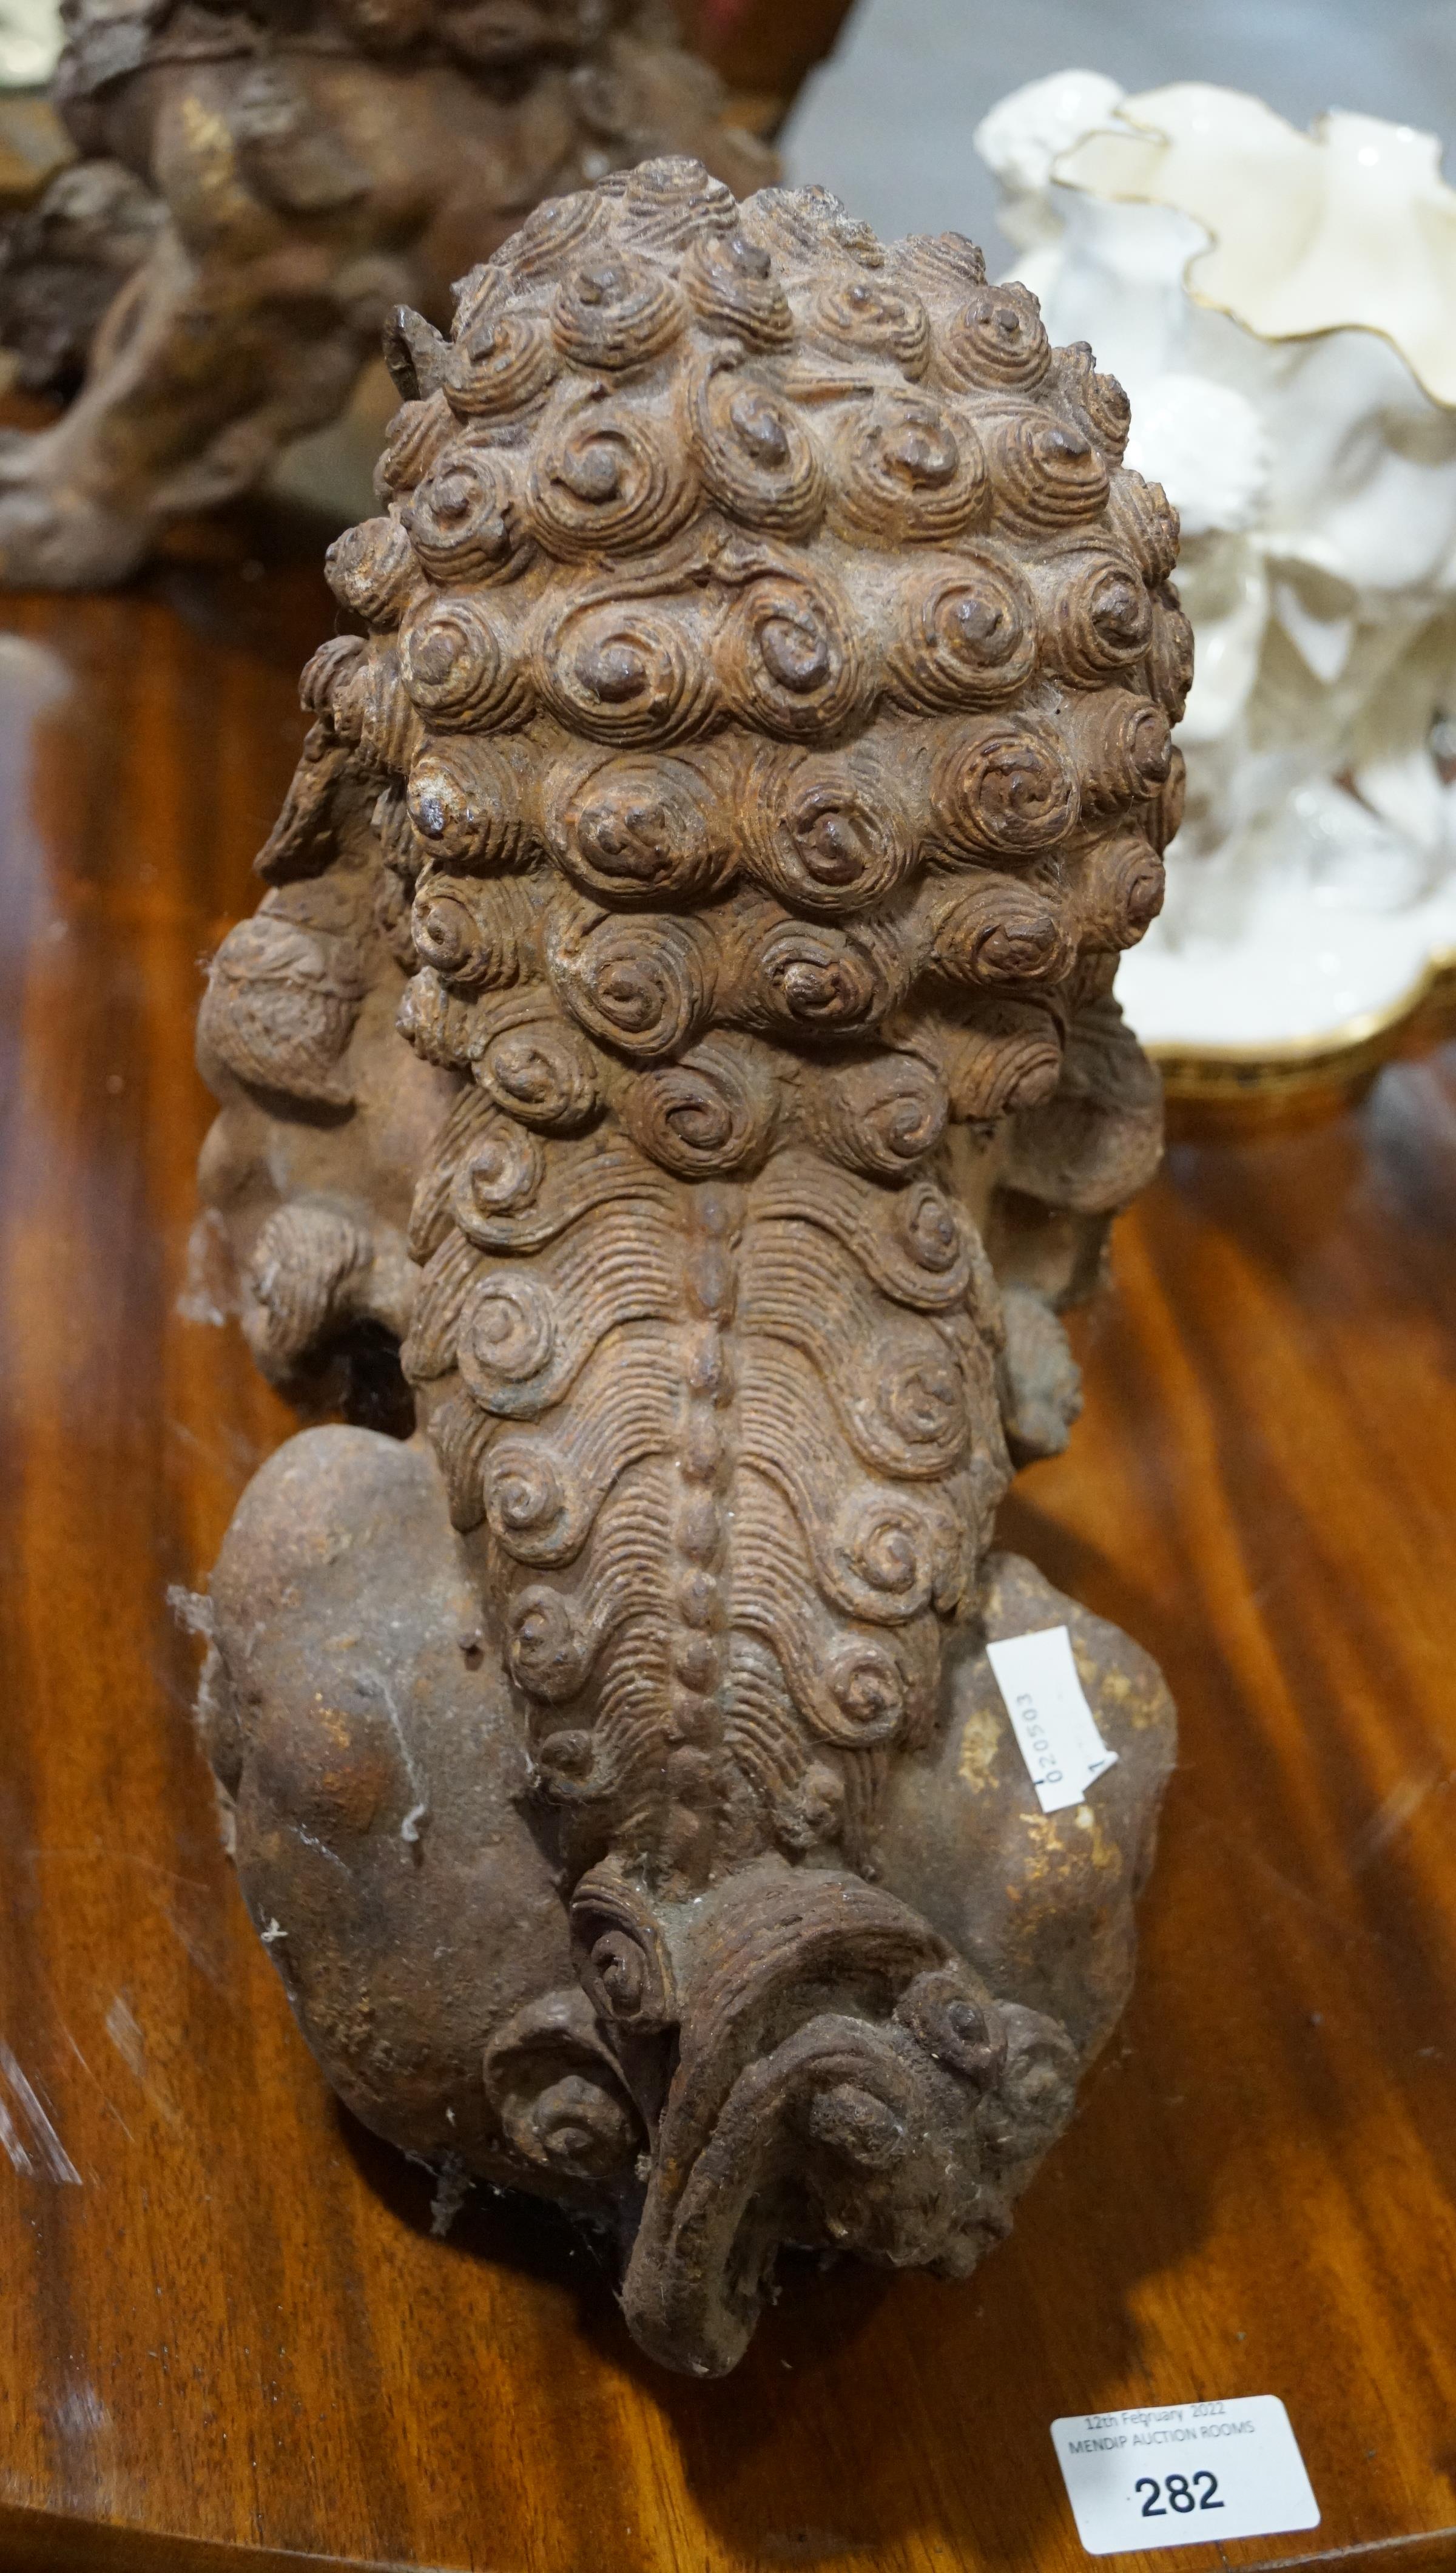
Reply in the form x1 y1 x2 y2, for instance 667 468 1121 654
986 1625 1117 1815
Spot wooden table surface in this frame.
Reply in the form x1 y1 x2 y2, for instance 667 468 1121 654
1 503 1454 2573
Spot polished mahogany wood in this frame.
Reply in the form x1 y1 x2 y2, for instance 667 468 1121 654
1 501 1453 2571
675 0 857 124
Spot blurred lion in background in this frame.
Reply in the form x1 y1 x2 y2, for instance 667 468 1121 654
0 0 772 581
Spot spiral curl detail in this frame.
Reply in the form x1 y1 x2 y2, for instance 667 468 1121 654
614 157 738 255
689 359 826 538
891 231 987 299
502 188 604 283
443 311 558 421
1076 833 1166 950
570 1871 678 2030
720 568 866 741
811 276 930 375
939 283 1051 393
502 2075 638 2182
299 634 363 723
474 1009 603 1131
543 749 737 906
940 999 1065 1120
395 965 476 1071
374 393 453 496
537 593 719 747
928 717 1079 859
406 450 532 585
484 1443 570 1557
451 1117 545 1236
806 1051 948 1178
459 1273 557 1400
684 231 794 346
406 739 535 870
818 1638 908 1746
837 1494 934 1610
1070 692 1173 818
448 259 507 335
1107 470 1181 583
527 402 697 561
895 1178 964 1274
351 649 421 776
507 1585 589 1702
546 902 718 1060
1045 548 1153 686
410 864 536 988
400 594 530 731
324 514 416 629
735 908 910 1041
739 745 914 916
886 554 1037 712
927 877 1074 987
552 253 686 369
833 391 989 545
1056 342 1132 461
740 183 885 269
875 1336 966 1453
896 1967 1008 2087
986 404 1110 533
619 1033 779 1175
411 876 507 987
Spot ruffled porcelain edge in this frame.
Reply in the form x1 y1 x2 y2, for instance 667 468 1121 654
1045 85 1456 414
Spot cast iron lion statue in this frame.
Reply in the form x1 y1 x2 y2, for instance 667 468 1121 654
190 160 1183 2375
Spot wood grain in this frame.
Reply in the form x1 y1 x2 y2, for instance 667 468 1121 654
1 501 1454 2572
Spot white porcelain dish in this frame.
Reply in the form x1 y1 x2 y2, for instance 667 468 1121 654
977 73 1456 1077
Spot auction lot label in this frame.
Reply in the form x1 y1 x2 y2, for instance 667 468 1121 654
1051 2396 1319 2555
986 1624 1117 1814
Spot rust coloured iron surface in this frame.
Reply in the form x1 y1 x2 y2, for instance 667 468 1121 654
193 159 1182 2377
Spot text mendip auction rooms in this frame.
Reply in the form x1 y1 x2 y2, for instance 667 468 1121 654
1067 2407 1260 2455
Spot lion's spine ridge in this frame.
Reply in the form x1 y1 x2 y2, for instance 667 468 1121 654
401 1087 1008 1888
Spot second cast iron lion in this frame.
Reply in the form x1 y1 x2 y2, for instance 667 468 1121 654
193 159 1183 2376
0 0 769 584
